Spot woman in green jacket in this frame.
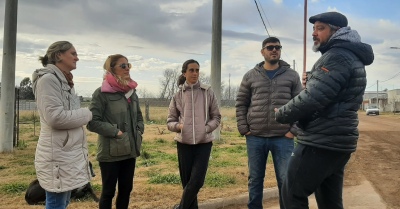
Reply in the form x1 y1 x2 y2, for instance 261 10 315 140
87 54 144 209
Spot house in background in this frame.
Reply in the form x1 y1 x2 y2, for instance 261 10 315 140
362 89 400 112
362 91 387 110
387 89 400 113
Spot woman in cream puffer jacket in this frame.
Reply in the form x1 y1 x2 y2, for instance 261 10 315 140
32 41 92 209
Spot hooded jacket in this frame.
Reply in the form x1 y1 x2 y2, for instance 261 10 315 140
275 27 374 152
32 64 93 192
167 81 221 144
236 60 302 137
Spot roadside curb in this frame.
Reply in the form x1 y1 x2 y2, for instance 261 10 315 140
199 187 279 209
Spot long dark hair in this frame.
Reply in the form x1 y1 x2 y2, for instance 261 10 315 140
177 59 200 86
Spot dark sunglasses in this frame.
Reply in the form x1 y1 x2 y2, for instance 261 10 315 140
264 45 282 51
119 63 132 69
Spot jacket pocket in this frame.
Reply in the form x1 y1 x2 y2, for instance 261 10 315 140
109 133 131 157
135 130 143 155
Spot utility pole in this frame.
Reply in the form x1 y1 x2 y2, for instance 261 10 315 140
303 0 307 73
293 60 296 71
210 0 222 140
228 73 231 101
0 0 18 153
376 80 379 107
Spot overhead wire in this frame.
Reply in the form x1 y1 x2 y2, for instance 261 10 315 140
379 71 400 83
253 0 270 37
257 0 275 36
365 71 400 90
252 0 297 71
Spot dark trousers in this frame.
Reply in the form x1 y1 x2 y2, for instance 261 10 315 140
177 142 212 209
99 158 136 209
282 143 351 209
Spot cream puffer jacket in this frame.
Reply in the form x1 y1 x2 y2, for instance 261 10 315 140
32 64 92 192
167 81 221 144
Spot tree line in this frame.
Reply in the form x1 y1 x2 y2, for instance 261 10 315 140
10 68 239 101
138 68 239 101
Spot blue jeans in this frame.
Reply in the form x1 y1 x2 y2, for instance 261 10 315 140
246 135 294 209
45 190 71 209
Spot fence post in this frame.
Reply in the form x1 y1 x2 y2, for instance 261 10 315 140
145 100 150 122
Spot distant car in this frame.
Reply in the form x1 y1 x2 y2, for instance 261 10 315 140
366 105 379 115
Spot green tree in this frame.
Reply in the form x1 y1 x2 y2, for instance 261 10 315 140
19 77 35 100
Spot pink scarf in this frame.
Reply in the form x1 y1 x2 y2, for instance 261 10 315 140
101 73 138 93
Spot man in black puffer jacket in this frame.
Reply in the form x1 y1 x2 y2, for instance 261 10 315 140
275 12 374 209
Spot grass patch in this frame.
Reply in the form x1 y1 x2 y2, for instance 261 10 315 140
205 173 236 187
148 173 180 184
0 182 28 194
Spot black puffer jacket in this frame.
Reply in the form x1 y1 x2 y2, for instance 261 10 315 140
236 60 302 137
275 27 374 152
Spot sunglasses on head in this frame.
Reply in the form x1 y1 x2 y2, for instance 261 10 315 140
264 45 282 51
119 63 132 69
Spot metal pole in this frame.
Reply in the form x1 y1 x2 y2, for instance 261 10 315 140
376 80 379 106
303 0 307 73
211 0 222 140
293 60 296 71
0 0 18 153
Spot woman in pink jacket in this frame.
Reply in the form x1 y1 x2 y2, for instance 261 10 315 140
167 59 221 209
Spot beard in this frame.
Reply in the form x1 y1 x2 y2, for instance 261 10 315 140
268 59 279 65
266 56 280 65
312 42 320 52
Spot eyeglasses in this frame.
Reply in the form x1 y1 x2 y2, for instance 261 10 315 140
119 63 132 69
263 45 282 51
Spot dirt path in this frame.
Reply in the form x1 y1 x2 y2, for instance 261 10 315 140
354 114 400 209
223 113 400 209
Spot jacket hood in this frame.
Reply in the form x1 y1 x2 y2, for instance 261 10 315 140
32 64 63 96
320 27 374 65
179 81 210 91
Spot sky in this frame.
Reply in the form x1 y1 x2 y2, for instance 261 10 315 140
0 0 399 97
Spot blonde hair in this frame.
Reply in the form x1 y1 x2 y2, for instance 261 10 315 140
103 54 130 86
39 41 73 67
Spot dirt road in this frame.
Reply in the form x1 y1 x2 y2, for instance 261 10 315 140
223 113 400 209
352 114 400 208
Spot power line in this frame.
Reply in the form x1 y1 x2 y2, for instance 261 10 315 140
257 0 275 35
253 0 270 36
379 71 400 83
365 83 376 90
365 71 400 90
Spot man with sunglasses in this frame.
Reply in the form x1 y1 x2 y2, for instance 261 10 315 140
236 36 302 209
275 12 374 209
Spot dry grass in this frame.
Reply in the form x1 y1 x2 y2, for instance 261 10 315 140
0 107 278 209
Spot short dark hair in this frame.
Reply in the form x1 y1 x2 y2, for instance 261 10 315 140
262 37 281 48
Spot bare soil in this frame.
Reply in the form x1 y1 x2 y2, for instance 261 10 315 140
224 113 400 209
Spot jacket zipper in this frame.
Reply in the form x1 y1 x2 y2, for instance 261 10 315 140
191 85 196 144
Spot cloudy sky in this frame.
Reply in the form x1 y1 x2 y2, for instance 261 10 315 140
0 0 399 97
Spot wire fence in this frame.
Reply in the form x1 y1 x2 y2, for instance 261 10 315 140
9 87 236 147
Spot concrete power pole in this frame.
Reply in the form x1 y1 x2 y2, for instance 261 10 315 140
0 0 18 153
210 0 222 140
376 80 379 106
